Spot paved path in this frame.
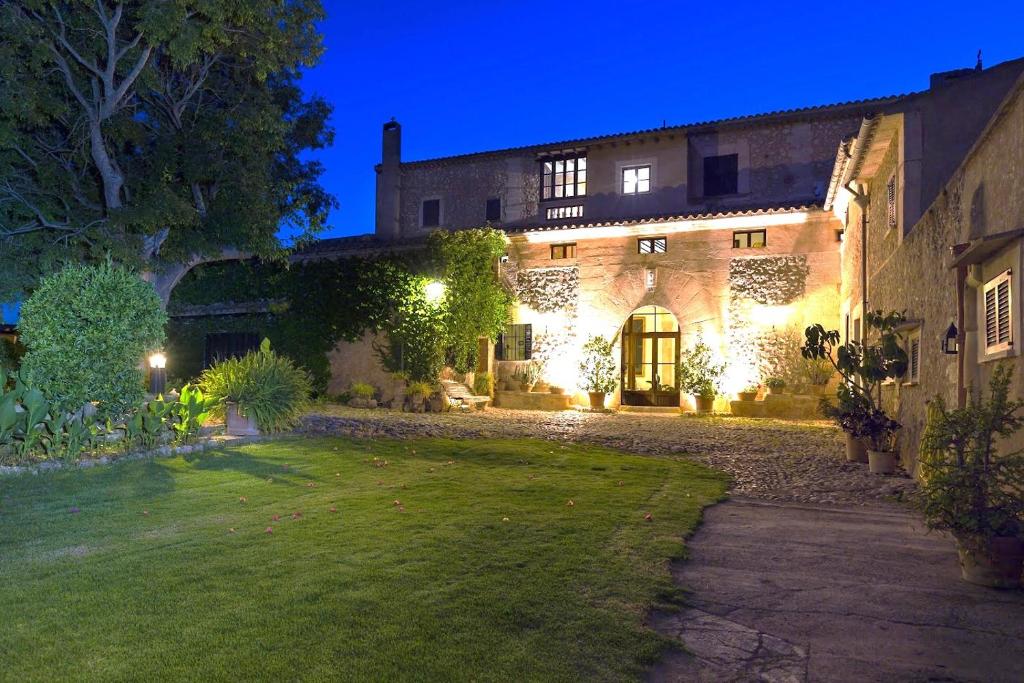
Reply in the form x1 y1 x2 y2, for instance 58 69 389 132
650 499 1024 683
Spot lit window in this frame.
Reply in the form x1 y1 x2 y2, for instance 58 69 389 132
983 270 1013 353
622 165 651 194
550 243 576 260
485 198 501 222
886 174 898 230
906 328 921 383
495 323 532 361
638 237 667 254
703 154 738 196
541 155 587 201
546 205 584 221
733 229 766 248
422 199 440 228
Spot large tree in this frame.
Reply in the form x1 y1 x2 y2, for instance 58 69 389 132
0 0 335 304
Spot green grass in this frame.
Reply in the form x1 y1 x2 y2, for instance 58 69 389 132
0 437 727 681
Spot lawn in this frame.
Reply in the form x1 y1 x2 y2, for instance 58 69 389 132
0 437 727 681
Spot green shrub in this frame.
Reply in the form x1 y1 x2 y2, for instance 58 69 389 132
578 336 618 394
350 382 375 400
406 381 435 400
0 370 100 464
200 339 312 433
0 337 25 374
677 335 725 400
18 261 166 417
473 372 494 398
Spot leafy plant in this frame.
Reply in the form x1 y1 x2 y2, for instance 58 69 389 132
18 261 166 418
765 378 786 390
200 339 312 433
677 336 725 400
916 364 1024 549
0 337 25 374
350 382 376 400
406 381 435 400
122 398 174 451
0 371 100 464
578 335 618 394
803 310 908 450
473 372 494 398
171 385 218 444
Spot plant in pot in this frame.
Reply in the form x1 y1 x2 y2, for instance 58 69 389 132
765 378 786 395
819 385 871 463
802 310 908 469
405 381 434 413
738 382 760 402
200 339 312 436
348 382 377 409
578 335 617 411
916 363 1024 588
677 336 725 413
522 361 542 392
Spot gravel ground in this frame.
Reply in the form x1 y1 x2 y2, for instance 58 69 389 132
300 407 915 507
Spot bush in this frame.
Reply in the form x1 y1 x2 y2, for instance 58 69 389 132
350 382 375 400
473 372 494 398
578 335 618 394
406 381 435 400
0 337 25 374
200 339 312 433
677 335 725 400
18 261 166 417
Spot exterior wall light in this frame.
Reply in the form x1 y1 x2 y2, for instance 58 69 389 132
425 280 446 303
149 352 167 395
942 322 959 355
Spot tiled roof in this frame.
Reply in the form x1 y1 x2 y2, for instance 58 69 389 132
400 93 914 167
506 202 822 234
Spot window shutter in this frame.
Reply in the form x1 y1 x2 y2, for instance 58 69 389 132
985 286 998 347
886 176 897 230
997 277 1012 345
523 324 533 361
984 271 1013 351
910 337 920 381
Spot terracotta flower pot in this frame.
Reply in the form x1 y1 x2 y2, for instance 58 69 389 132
867 449 897 474
588 391 606 410
738 391 757 402
767 386 784 395
957 536 1024 588
845 433 868 463
226 403 259 436
694 395 714 413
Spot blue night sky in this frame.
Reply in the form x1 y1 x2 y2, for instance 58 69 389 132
301 1 1023 239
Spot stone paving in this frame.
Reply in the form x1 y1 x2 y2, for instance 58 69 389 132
300 406 916 506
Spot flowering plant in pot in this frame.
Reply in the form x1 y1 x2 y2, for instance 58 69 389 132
803 310 908 469
578 335 617 410
916 364 1024 588
738 383 760 402
765 378 786 395
677 335 725 413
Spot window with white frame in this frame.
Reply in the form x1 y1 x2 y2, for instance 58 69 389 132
622 165 651 194
886 174 897 230
541 155 587 200
983 269 1013 353
906 328 921 383
638 237 667 254
546 205 583 221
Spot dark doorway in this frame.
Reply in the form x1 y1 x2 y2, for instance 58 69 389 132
204 332 259 368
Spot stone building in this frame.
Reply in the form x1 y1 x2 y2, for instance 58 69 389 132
829 63 1024 473
368 57 1024 414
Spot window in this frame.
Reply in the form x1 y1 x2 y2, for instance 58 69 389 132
422 199 440 228
886 174 898 230
541 154 587 200
733 229 766 248
546 205 583 221
550 243 576 260
638 237 667 254
906 329 921 383
983 269 1013 353
703 154 738 196
485 198 501 222
495 323 532 361
622 165 651 194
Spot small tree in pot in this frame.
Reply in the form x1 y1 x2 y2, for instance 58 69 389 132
802 311 908 470
578 335 617 411
677 336 725 413
917 364 1024 588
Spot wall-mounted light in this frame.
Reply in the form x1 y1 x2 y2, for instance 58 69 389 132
645 268 656 292
425 280 446 304
942 322 959 355
149 352 167 395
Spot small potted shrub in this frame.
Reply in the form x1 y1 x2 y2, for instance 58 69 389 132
678 336 725 413
348 382 377 409
917 364 1024 588
405 381 434 413
860 408 902 474
473 372 494 398
820 385 870 463
738 383 760 402
200 339 312 436
578 335 617 411
765 378 786 395
523 362 542 392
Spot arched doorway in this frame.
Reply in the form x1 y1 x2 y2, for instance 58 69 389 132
620 305 680 407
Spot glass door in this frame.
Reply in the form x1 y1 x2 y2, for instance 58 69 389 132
620 306 680 407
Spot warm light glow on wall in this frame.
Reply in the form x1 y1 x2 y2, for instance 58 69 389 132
522 211 810 244
750 304 793 328
424 280 446 303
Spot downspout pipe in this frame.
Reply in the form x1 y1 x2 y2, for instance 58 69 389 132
843 181 870 333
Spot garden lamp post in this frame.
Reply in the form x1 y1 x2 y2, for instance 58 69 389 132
149 352 167 395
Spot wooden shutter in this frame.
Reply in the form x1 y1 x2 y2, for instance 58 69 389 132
523 324 533 360
886 175 897 230
984 271 1013 352
909 336 920 382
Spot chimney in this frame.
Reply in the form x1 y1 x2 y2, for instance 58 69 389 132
375 119 402 240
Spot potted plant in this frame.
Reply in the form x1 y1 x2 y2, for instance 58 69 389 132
677 335 725 413
765 378 786 395
549 385 566 395
803 310 908 470
578 335 617 411
405 381 434 413
348 382 377 409
738 383 760 401
522 361 541 392
819 385 870 463
917 364 1024 588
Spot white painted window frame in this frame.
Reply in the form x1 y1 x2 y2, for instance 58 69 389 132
982 269 1013 355
903 327 921 385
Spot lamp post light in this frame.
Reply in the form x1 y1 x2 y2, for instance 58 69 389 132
424 280 446 304
942 322 959 355
149 352 167 396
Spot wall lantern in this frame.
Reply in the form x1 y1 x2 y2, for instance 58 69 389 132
149 352 167 395
424 280 446 304
942 323 959 355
